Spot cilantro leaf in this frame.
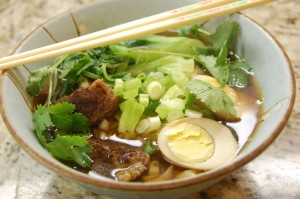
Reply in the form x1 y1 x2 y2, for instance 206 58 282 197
46 135 93 168
228 60 253 88
216 41 229 65
185 79 237 116
32 102 92 167
32 105 53 146
210 21 240 53
71 112 90 132
179 24 202 38
33 105 52 135
26 66 51 96
195 55 229 84
49 102 89 132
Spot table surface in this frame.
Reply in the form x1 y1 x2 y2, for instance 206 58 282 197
0 0 299 199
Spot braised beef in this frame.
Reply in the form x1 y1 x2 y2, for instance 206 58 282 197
58 80 118 126
88 137 151 182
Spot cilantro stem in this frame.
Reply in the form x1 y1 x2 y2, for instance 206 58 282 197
102 63 114 82
46 68 55 106
46 55 69 106
82 71 101 80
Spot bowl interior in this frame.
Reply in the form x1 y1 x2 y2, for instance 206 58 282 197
0 0 295 194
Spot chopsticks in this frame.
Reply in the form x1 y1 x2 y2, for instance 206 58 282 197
0 0 274 71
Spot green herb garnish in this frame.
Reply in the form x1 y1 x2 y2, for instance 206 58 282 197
33 102 92 167
185 79 237 116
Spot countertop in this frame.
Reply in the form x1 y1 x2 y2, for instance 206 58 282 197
0 0 299 199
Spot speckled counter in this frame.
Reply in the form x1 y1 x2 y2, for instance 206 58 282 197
0 0 299 199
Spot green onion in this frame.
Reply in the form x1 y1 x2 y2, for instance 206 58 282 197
161 98 185 110
147 116 161 132
139 94 149 108
123 89 139 99
143 139 157 155
185 109 203 118
124 78 142 91
171 70 188 88
136 119 150 134
136 116 161 134
155 104 169 119
162 84 181 100
118 98 145 133
157 75 174 90
167 109 185 122
113 78 124 96
137 72 147 80
143 100 159 115
147 81 164 100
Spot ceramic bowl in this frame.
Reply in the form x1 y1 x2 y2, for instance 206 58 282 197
0 0 296 198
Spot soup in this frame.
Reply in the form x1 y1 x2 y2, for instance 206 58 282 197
28 21 263 182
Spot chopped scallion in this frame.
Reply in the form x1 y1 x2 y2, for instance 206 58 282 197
147 81 164 100
143 139 157 155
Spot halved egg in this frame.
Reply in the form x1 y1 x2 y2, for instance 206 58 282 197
157 117 238 170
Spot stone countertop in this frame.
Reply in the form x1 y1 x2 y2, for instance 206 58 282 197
0 0 299 198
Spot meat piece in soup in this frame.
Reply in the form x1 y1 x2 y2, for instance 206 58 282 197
88 138 151 182
58 80 118 126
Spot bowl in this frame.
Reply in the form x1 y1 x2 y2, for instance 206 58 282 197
0 0 296 198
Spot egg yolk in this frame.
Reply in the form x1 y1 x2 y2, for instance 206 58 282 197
165 123 215 163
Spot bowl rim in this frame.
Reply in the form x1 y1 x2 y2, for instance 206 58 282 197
0 3 296 192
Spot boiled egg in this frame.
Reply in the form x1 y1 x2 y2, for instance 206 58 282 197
157 117 238 170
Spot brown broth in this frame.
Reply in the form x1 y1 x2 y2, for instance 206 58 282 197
89 74 263 182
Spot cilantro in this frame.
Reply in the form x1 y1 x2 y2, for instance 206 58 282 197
46 135 93 168
185 79 237 116
195 55 229 85
179 24 202 38
48 102 89 132
210 21 240 53
216 41 229 65
26 66 51 96
194 22 245 86
32 102 92 167
228 60 253 88
32 105 53 146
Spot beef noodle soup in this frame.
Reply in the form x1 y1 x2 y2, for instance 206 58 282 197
28 21 263 182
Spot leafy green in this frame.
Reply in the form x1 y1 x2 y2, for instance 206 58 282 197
26 66 51 96
228 60 253 88
210 21 240 53
110 35 206 64
48 102 89 132
26 47 129 100
32 105 53 146
193 22 247 86
178 23 211 39
185 79 237 116
46 135 93 168
32 102 92 167
195 55 229 85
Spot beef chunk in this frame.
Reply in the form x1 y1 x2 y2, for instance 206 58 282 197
88 137 151 182
116 162 147 182
58 80 118 126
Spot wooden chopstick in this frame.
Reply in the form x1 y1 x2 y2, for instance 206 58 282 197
0 0 274 71
0 0 236 66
